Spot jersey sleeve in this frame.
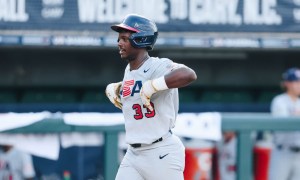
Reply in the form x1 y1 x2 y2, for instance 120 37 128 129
151 58 185 78
270 96 289 116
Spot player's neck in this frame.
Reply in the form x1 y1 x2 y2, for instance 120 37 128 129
129 53 149 71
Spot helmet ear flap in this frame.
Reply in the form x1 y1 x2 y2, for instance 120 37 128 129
140 37 148 43
129 34 157 50
134 37 148 44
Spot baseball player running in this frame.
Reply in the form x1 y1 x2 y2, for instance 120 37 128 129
269 68 300 180
105 14 197 180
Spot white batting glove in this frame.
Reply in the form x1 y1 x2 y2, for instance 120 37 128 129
105 82 122 110
140 76 169 111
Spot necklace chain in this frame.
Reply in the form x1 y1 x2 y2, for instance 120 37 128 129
136 55 149 69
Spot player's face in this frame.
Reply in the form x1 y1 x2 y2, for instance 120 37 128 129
117 32 138 61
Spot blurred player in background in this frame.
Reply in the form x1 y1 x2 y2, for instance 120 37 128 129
269 67 300 180
218 131 236 180
0 144 36 180
105 14 197 180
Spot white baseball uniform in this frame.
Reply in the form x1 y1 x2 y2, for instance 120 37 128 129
269 93 300 180
115 57 185 180
0 147 36 180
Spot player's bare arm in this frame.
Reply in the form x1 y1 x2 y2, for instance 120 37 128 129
164 66 197 88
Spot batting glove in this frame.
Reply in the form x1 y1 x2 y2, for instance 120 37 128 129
140 76 169 111
105 82 122 110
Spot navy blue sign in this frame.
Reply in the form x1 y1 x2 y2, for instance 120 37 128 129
0 0 300 32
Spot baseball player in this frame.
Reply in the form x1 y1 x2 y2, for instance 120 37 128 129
105 14 197 180
0 145 36 180
269 68 300 180
217 132 236 180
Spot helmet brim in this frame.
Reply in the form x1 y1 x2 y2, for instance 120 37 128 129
111 23 140 33
111 23 140 32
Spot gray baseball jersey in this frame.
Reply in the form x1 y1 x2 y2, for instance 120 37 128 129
116 57 185 180
269 93 300 180
271 93 300 146
121 57 179 145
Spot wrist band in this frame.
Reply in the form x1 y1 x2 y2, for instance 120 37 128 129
152 76 169 91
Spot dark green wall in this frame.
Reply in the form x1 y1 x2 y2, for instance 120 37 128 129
0 47 299 88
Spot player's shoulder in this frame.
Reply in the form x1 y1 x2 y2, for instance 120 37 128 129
149 57 175 72
271 93 288 104
148 57 173 65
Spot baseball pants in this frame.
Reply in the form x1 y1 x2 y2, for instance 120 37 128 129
269 145 300 180
115 134 185 180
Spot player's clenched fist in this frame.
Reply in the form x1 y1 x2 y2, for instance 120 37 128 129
140 76 169 111
105 82 122 109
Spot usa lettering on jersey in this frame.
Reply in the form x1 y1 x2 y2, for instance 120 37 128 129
122 80 142 98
